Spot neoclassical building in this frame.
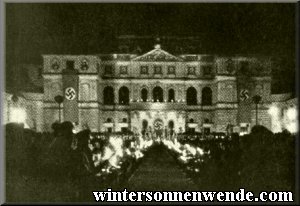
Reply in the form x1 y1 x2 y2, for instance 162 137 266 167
32 43 278 135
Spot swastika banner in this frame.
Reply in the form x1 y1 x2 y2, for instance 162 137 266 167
62 74 79 123
65 87 76 100
236 75 253 124
239 89 249 102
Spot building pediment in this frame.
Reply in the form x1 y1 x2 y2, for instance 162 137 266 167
132 45 183 62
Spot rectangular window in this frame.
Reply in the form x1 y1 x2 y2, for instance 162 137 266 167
121 127 128 132
240 123 250 135
241 126 248 133
140 66 149 74
104 65 113 75
240 61 249 74
201 55 214 62
167 66 176 74
203 65 212 75
189 128 196 133
153 66 162 74
187 66 196 75
107 127 112 133
204 128 210 135
154 66 162 74
66 60 75 70
120 66 128 74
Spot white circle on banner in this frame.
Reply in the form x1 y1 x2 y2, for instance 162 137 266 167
65 87 76 100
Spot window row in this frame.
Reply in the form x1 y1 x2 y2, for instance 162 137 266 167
103 86 212 106
51 59 90 71
104 65 213 75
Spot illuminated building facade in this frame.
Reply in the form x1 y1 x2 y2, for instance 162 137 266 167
3 43 297 135
39 44 277 135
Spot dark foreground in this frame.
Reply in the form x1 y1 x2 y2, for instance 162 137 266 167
6 124 297 203
127 144 198 191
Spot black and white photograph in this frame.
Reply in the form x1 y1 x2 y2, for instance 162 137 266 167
2 2 299 204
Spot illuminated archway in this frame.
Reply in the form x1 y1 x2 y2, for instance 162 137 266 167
141 88 148 102
202 87 212 106
153 86 164 102
186 87 197 105
168 89 175 102
119 86 129 105
103 86 114 105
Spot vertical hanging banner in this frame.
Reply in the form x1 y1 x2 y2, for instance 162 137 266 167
236 75 253 125
62 69 79 123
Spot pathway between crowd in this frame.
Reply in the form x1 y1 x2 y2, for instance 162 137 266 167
127 143 199 191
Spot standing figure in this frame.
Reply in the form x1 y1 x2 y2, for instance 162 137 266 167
74 129 96 201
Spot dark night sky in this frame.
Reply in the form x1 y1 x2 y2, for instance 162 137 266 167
5 3 296 93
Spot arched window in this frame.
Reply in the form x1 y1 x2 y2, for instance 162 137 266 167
202 87 212 106
106 118 112 123
103 86 114 105
153 86 164 102
168 89 175 102
186 87 197 105
119 86 129 105
189 118 194 123
142 120 148 136
168 120 174 129
142 120 148 129
168 120 175 136
141 88 148 102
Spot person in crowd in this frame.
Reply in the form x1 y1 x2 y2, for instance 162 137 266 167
51 121 61 137
46 121 74 179
6 123 25 176
22 128 39 176
73 129 97 201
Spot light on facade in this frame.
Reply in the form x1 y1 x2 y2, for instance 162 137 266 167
284 107 298 134
101 146 114 161
10 107 27 124
286 107 297 120
268 104 284 133
268 105 280 117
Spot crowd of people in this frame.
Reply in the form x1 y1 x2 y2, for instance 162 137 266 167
165 126 296 196
6 121 152 202
5 122 296 202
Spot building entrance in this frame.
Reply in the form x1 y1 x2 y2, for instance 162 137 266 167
153 118 164 139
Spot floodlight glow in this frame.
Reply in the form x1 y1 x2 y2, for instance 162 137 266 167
239 131 247 136
109 155 120 168
109 136 124 157
285 123 298 134
10 108 26 123
102 146 114 161
134 150 144 159
196 147 204 156
284 107 298 134
268 105 282 133
268 105 280 117
286 107 297 120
